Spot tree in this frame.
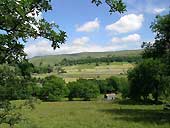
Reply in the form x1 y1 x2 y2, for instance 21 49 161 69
116 77 129 98
40 75 68 101
67 81 82 101
106 76 119 93
17 60 34 78
127 12 170 103
0 64 20 100
96 80 108 94
68 79 100 101
0 64 37 100
92 0 126 13
0 0 66 64
0 0 126 64
128 59 167 102
0 98 38 128
142 12 170 70
78 79 100 101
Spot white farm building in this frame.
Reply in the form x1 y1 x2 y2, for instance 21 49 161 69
104 93 116 100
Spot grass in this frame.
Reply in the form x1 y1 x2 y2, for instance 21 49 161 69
29 50 142 66
33 62 133 82
2 101 170 128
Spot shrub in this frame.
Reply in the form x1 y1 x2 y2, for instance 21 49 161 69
68 79 100 101
128 59 167 102
40 75 68 101
0 64 35 100
105 76 119 93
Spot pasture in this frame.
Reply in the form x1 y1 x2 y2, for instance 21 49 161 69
2 101 170 128
30 50 142 66
33 62 134 82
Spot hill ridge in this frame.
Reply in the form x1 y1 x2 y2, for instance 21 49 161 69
29 49 142 66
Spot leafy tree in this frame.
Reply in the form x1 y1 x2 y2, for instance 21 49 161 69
92 0 126 13
0 98 39 128
106 76 119 93
128 59 167 102
0 64 37 100
40 75 68 101
96 80 108 94
0 64 20 100
68 79 100 101
67 81 82 101
0 0 126 64
0 0 66 64
142 12 170 73
116 77 129 98
97 76 129 98
127 12 170 103
17 60 34 78
77 79 100 101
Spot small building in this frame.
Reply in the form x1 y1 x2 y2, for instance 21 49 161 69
104 93 116 100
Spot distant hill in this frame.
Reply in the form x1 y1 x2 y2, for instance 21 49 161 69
29 49 142 66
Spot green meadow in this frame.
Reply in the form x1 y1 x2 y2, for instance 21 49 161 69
30 50 142 66
1 101 170 128
33 62 134 82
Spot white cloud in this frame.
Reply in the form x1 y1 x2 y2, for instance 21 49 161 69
25 38 129 58
105 14 144 33
111 34 141 43
76 18 100 32
25 40 54 58
72 37 90 46
153 8 166 14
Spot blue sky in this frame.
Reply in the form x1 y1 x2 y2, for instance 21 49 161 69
25 0 170 57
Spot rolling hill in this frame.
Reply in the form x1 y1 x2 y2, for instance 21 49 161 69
29 49 142 66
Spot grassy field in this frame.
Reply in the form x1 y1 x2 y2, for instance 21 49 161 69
30 50 142 66
33 62 134 82
31 50 139 82
2 101 170 128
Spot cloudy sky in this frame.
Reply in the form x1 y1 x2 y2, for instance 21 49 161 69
25 0 170 58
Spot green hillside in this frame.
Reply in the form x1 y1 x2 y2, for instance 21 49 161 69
29 49 142 66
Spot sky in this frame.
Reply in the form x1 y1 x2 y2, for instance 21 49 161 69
24 0 170 58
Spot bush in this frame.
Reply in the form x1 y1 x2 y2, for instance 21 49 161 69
96 80 108 94
105 76 119 93
0 64 36 100
40 75 68 101
128 59 167 102
117 77 129 98
94 77 129 99
68 79 100 101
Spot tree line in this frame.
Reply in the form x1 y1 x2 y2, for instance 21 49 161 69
32 55 142 74
0 67 128 101
59 55 142 66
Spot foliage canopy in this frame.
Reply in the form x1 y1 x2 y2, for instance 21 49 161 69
0 0 126 64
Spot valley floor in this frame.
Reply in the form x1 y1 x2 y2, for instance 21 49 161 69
3 101 170 128
33 62 133 82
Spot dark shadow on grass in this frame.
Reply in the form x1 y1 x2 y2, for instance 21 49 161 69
116 99 163 105
100 108 170 124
